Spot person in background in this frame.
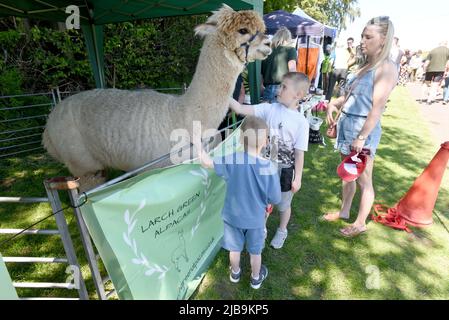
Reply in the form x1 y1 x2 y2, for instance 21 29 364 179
443 60 449 105
347 37 355 58
348 42 365 77
398 50 410 86
422 41 449 105
325 40 351 101
390 37 404 70
261 27 297 103
409 51 423 82
321 44 335 97
416 50 426 82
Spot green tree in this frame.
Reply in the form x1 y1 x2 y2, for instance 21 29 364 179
263 0 361 31
103 15 206 90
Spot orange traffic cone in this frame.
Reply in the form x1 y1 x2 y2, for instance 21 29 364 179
372 142 449 232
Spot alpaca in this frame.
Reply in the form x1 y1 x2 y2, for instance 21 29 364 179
171 230 188 273
42 4 271 189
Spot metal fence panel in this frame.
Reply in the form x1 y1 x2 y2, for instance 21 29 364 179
0 90 56 159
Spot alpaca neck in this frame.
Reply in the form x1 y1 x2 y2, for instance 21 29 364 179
181 37 244 128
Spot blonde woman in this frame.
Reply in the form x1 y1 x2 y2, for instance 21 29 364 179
323 16 399 237
261 27 297 102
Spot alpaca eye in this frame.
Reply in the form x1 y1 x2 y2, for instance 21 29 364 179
238 28 249 35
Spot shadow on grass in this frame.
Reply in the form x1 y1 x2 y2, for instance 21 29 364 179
193 108 449 300
0 153 106 299
2 95 449 299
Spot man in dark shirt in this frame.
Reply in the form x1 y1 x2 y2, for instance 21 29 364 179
423 41 449 105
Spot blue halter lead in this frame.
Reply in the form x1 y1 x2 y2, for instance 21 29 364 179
239 31 260 64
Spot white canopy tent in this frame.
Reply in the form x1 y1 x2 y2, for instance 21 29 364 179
292 8 338 90
292 8 338 39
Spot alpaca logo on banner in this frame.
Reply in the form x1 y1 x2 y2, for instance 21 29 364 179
170 230 189 272
66 5 80 30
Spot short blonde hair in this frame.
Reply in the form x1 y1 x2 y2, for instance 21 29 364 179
240 116 268 151
283 72 310 95
271 27 292 48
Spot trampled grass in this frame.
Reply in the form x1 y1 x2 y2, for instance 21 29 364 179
1 86 448 299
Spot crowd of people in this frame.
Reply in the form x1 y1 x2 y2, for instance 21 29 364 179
201 16 404 289
321 36 449 106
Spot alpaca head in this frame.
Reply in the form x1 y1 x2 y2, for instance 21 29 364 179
194 4 272 63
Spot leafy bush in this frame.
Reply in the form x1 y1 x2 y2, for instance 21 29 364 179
0 15 207 93
103 16 206 89
0 16 207 157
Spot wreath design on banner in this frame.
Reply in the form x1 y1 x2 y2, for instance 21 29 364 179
123 199 170 279
189 167 211 238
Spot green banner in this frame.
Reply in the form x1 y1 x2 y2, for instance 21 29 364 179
80 129 241 299
0 253 18 300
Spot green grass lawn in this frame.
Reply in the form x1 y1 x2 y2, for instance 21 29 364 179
1 86 449 299
193 86 449 300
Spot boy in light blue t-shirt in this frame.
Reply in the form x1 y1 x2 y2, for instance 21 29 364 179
195 116 281 289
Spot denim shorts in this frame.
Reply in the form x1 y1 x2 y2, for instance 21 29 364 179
335 113 382 158
262 84 280 103
222 221 265 255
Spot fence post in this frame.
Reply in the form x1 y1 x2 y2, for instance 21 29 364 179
46 177 107 300
50 89 57 110
43 178 89 300
68 188 107 300
56 86 62 103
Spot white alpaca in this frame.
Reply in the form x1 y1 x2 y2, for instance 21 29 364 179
42 5 271 189
43 5 271 189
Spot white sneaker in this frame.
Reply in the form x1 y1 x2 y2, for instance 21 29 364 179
270 228 288 249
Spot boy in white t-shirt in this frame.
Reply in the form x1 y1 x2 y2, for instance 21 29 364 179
229 72 310 249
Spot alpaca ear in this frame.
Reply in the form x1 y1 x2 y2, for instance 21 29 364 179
194 23 217 37
197 4 235 37
206 3 234 25
211 3 234 18
219 3 234 13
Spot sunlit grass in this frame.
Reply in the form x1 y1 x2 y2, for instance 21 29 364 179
1 87 448 299
193 86 449 300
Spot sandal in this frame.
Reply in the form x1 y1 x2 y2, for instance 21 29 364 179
322 212 349 222
340 225 367 238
